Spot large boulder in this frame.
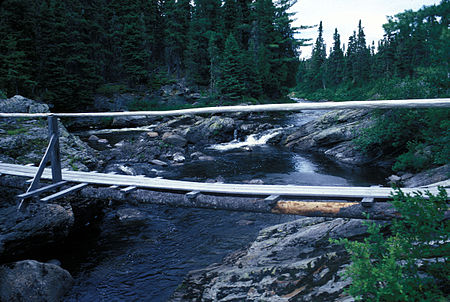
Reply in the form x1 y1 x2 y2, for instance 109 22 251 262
184 116 236 144
0 202 74 260
0 95 49 114
162 132 187 147
0 95 98 171
0 260 74 302
170 217 371 301
284 109 374 165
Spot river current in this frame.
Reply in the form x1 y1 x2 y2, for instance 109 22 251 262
62 109 388 301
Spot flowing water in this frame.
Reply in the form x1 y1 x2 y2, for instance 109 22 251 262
62 109 388 301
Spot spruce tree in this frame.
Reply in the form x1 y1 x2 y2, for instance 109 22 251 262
310 21 327 89
327 28 344 86
217 34 246 101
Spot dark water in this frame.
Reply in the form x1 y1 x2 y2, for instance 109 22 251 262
63 207 297 301
62 110 389 301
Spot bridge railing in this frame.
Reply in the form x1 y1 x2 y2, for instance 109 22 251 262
0 98 449 208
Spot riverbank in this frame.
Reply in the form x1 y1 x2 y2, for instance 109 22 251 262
0 95 448 301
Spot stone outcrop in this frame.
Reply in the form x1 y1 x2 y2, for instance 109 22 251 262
184 116 237 145
0 95 98 171
170 217 375 302
0 260 74 302
0 200 74 260
401 164 450 187
284 109 375 165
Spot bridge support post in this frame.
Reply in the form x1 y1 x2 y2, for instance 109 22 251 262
48 115 62 182
18 115 64 209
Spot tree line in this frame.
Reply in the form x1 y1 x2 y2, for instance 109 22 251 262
0 0 301 111
295 1 449 173
297 0 449 101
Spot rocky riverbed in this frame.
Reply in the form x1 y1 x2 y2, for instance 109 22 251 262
0 95 448 301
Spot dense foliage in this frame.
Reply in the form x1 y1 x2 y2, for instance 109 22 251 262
333 188 449 301
296 1 449 172
297 1 449 99
0 0 301 111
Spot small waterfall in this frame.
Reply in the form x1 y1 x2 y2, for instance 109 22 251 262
209 128 282 151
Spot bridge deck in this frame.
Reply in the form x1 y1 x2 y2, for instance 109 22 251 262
1 163 447 200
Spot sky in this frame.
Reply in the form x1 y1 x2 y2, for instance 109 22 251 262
291 0 442 58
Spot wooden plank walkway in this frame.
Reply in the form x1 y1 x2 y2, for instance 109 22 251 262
1 163 448 200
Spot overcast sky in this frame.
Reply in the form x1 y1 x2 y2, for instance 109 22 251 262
291 0 442 58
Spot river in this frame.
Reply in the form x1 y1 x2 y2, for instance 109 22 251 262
62 109 388 301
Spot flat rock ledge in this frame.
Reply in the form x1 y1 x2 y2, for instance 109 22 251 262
170 217 373 302
0 260 74 302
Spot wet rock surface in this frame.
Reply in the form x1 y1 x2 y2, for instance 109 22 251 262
284 109 375 165
170 217 372 301
0 201 74 261
0 260 74 302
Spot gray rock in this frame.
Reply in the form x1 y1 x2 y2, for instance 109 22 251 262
0 96 98 171
284 109 374 165
0 203 74 260
118 165 136 175
0 260 73 302
247 179 264 184
402 164 450 187
147 131 159 138
88 135 99 142
172 152 186 163
0 95 49 114
387 174 402 186
170 218 371 301
111 115 154 128
116 208 147 225
185 116 236 144
151 159 168 166
190 151 204 160
162 132 187 147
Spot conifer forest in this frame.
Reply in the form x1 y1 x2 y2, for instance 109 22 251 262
0 0 448 110
0 0 301 110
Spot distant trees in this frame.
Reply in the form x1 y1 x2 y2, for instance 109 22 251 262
296 0 449 99
0 0 301 110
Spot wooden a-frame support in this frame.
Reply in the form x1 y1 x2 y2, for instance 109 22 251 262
17 116 86 209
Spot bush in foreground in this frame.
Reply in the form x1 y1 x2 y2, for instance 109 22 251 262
333 188 449 301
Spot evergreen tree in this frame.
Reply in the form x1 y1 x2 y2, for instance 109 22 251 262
164 0 191 78
185 0 222 87
355 20 371 83
310 21 327 89
0 0 36 96
327 28 344 86
217 34 246 101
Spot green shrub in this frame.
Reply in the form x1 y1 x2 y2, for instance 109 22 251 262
128 98 160 111
354 108 450 171
0 89 6 99
333 188 449 301
96 84 128 96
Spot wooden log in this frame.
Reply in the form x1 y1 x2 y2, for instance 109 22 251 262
0 175 446 220
0 99 449 118
75 186 405 220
